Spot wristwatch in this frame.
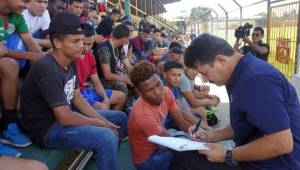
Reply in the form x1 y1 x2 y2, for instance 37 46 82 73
225 149 239 167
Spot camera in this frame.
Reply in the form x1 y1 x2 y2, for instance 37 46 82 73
234 23 253 39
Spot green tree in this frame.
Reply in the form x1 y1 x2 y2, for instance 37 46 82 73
189 6 209 18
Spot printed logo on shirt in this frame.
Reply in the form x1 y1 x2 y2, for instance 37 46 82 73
7 23 15 34
64 76 76 104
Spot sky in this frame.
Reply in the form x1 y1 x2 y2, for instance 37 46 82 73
162 0 269 20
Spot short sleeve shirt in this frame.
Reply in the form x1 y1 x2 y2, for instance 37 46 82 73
128 87 177 164
227 53 300 170
22 9 50 34
95 40 126 78
0 13 29 41
179 71 193 93
21 54 78 146
75 52 97 89
242 41 270 61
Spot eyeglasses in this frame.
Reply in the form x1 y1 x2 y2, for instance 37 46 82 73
252 33 261 37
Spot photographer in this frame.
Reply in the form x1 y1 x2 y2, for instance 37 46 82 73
234 26 270 61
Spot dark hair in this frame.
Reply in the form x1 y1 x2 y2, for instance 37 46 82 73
82 23 95 37
184 33 235 68
254 26 264 35
49 33 67 49
170 47 183 55
111 8 121 15
140 28 151 34
112 24 130 39
163 60 183 72
150 24 156 30
69 0 83 4
123 20 133 26
169 42 181 50
129 61 156 88
143 14 148 18
153 28 161 34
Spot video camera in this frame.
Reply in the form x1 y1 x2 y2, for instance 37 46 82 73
234 23 253 39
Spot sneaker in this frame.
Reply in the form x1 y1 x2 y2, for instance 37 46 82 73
0 141 21 157
1 123 32 147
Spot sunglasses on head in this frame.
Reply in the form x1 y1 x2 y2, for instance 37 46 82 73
252 33 261 37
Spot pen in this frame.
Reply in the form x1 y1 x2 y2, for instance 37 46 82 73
192 117 202 134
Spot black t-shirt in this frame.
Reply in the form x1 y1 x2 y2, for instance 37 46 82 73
96 16 114 36
94 40 126 79
21 54 78 146
243 41 270 61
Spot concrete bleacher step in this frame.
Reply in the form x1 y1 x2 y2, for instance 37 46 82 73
19 145 71 170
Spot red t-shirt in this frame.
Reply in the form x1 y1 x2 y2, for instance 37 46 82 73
75 52 97 89
128 87 178 164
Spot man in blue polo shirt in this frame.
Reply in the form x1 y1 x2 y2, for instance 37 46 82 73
171 33 300 170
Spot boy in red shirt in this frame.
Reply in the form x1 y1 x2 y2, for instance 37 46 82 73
128 61 191 170
75 23 126 110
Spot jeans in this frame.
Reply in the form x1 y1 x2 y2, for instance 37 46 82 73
135 148 173 170
43 110 128 170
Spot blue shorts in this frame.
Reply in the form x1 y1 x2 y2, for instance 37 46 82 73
81 88 112 106
4 32 28 70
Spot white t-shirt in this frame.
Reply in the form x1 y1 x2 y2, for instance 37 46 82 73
22 9 50 34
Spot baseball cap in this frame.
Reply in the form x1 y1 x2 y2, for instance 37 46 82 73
48 12 83 35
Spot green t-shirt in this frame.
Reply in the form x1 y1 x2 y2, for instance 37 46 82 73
0 13 29 41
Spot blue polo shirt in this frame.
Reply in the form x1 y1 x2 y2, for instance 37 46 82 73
226 53 300 170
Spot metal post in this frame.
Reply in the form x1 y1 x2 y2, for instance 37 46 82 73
218 4 228 40
212 9 219 35
124 0 130 20
296 0 300 73
233 0 242 25
150 0 153 15
267 0 271 45
135 0 138 16
144 0 146 14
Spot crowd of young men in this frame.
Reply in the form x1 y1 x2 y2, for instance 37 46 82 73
0 0 299 170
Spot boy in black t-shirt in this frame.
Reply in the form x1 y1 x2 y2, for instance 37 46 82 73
21 12 127 170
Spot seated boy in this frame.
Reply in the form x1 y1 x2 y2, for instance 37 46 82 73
20 12 127 170
0 0 43 153
128 61 192 170
162 60 211 129
179 67 220 125
22 0 52 49
76 23 126 110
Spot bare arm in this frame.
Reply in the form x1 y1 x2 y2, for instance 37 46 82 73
169 108 192 133
53 105 103 127
190 123 234 142
233 129 293 161
20 33 42 53
72 89 118 129
243 37 269 55
234 38 240 50
101 63 132 85
6 33 43 61
90 74 110 108
181 91 213 107
34 38 52 49
122 58 132 72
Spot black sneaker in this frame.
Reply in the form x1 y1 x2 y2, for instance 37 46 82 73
207 113 219 126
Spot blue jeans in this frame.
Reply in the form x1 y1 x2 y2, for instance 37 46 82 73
135 148 173 170
43 110 128 170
